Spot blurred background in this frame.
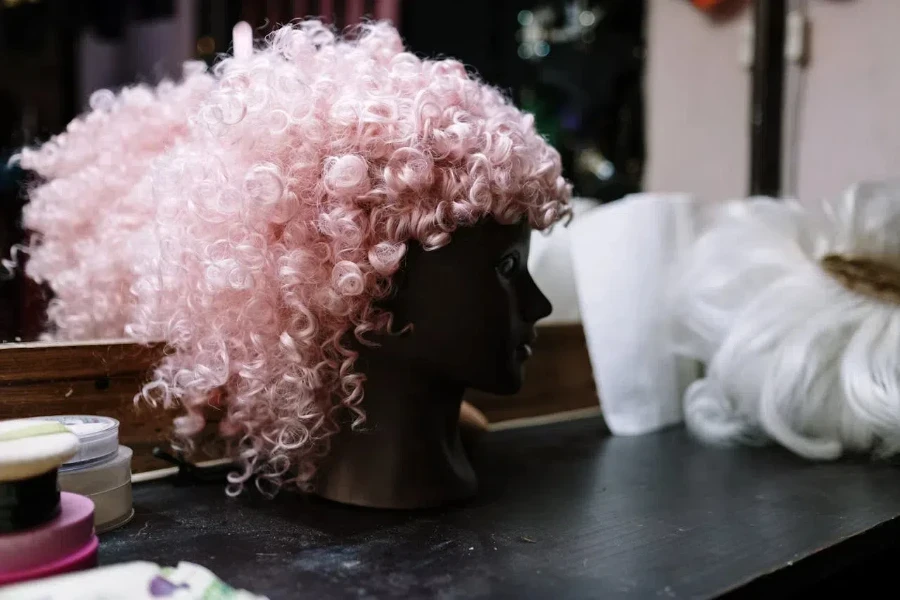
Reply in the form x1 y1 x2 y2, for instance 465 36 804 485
2 0 899 342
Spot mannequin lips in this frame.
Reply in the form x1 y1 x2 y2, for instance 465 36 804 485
515 330 537 362
515 343 533 361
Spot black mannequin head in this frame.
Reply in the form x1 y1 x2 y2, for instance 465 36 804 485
316 218 554 508
376 218 553 395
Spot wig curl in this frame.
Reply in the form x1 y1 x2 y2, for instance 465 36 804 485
17 21 570 494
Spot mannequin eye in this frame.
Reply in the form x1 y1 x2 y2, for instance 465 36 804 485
496 254 519 278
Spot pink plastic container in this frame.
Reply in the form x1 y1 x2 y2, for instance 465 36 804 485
0 492 97 586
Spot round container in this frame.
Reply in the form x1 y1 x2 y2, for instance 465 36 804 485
0 492 98 585
30 416 119 468
0 419 79 534
25 416 133 533
58 446 133 534
0 420 79 483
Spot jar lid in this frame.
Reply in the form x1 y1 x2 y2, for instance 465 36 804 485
28 416 119 469
0 420 79 482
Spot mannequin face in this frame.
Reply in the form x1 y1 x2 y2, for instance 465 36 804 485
380 219 553 395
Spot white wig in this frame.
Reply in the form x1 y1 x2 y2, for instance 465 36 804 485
671 180 900 460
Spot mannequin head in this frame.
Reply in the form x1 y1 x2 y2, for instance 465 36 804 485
377 218 551 396
17 21 571 495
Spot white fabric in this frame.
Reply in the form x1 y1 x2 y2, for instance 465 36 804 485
568 193 704 435
0 561 267 599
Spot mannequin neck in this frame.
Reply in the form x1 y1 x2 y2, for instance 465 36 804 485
312 351 477 509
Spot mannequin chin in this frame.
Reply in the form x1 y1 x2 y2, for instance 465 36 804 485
312 219 552 509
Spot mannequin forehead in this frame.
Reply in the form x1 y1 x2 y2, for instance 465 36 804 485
406 219 532 267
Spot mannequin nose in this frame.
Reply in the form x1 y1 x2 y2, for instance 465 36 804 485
520 273 553 323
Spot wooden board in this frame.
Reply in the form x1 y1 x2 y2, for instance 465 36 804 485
0 324 598 473
0 339 166 383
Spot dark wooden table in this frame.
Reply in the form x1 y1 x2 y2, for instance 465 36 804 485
101 418 900 599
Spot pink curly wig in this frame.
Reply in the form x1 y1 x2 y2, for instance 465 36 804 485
15 62 215 340
17 21 570 494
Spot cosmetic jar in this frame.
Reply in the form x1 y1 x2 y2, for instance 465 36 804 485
58 445 133 533
30 416 134 533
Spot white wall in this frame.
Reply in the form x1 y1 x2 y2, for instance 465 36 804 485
645 0 900 203
792 0 900 201
644 0 750 202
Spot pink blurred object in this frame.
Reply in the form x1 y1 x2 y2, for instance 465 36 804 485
0 492 98 586
319 0 334 22
374 0 400 26
346 0 365 26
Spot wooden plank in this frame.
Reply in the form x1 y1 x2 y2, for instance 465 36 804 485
0 339 166 383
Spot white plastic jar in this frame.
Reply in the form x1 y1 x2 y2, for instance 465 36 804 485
30 416 134 533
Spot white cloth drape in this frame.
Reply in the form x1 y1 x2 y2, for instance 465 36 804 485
569 193 705 435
